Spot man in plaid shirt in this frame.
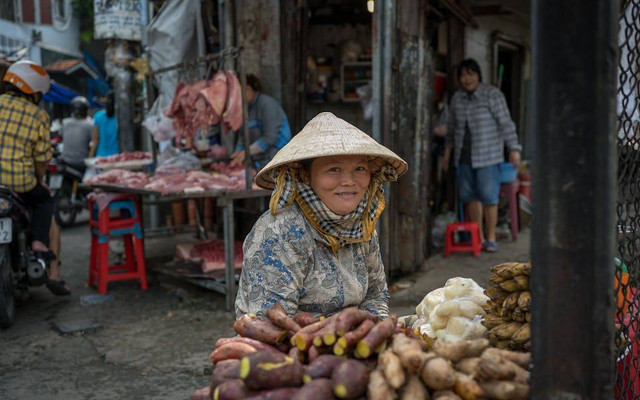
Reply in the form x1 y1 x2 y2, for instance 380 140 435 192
0 60 69 295
443 59 522 252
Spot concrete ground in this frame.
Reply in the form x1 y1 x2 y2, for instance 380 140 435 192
0 216 530 400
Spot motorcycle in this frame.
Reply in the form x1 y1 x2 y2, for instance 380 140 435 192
0 185 51 328
47 137 89 227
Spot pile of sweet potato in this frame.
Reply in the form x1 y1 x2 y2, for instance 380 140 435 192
369 334 531 400
193 305 404 399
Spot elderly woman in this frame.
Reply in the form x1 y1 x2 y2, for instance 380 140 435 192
235 112 407 318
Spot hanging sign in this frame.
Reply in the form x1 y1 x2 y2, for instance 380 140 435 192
94 0 143 41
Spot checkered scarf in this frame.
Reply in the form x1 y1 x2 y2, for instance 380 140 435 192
269 162 398 254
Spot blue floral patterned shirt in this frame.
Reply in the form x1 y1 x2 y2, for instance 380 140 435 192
235 204 390 319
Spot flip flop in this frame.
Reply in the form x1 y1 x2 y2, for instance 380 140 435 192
46 279 71 296
483 241 498 253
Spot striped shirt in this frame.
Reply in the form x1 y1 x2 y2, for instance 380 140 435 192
0 93 52 192
446 83 521 168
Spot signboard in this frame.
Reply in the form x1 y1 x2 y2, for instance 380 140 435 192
94 0 143 41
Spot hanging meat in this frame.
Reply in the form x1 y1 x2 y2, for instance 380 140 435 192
222 71 244 134
200 71 228 122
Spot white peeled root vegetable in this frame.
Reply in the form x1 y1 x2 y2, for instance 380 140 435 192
436 300 486 319
400 373 429 400
379 350 406 389
368 369 398 400
416 287 446 317
443 278 482 300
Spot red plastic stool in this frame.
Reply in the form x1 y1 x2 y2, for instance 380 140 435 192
500 181 520 241
88 194 147 294
444 222 482 257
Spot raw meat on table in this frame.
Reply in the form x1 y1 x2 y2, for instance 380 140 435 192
175 239 244 273
95 152 151 165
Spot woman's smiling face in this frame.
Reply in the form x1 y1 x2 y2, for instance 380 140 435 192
305 155 372 215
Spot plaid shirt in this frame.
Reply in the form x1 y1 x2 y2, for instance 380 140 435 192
0 93 52 192
446 83 521 168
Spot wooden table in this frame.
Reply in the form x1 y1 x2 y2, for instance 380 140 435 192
86 184 271 310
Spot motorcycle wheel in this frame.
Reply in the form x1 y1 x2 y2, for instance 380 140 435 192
54 185 77 228
0 245 15 329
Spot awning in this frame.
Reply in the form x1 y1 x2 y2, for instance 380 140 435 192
42 81 103 108
45 59 99 79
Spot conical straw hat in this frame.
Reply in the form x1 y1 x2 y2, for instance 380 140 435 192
255 112 408 189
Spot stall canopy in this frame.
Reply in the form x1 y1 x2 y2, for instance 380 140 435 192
43 81 103 108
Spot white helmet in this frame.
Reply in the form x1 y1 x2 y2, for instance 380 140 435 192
2 60 51 95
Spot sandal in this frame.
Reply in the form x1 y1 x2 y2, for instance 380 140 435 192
483 241 498 253
46 279 71 296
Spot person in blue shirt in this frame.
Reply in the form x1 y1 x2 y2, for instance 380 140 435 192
91 91 119 157
230 75 291 169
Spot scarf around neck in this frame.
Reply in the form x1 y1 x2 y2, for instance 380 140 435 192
268 164 397 254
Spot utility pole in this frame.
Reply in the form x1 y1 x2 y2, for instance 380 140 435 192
531 0 617 398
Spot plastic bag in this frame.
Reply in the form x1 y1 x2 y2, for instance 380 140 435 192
356 82 373 121
155 147 201 176
431 211 456 248
143 99 176 143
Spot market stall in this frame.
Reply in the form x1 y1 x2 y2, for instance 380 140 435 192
191 261 537 400
84 47 270 310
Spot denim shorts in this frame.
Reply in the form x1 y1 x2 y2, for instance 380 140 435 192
457 163 501 205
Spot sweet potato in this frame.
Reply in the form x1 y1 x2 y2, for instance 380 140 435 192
267 303 302 333
337 319 375 349
245 388 300 400
191 386 211 400
210 342 257 363
316 318 338 346
390 334 429 373
210 359 241 389
433 390 462 400
421 356 456 390
400 373 429 400
453 372 483 400
294 312 321 327
213 379 251 400
239 351 304 390
292 378 336 400
216 336 286 354
434 339 489 362
481 348 531 369
291 317 332 351
335 308 380 336
476 350 529 383
289 346 305 363
234 314 289 345
379 349 405 389
304 355 345 382
454 358 480 376
478 381 529 400
332 359 370 399
308 344 332 362
355 314 397 359
367 369 398 400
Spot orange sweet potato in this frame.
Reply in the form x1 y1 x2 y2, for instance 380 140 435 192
355 315 397 359
216 337 285 354
234 314 289 345
335 308 380 336
267 303 302 333
293 312 320 327
210 342 257 363
210 359 241 391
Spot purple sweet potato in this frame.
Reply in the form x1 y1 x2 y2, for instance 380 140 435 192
239 350 304 390
304 355 345 383
292 378 336 400
331 359 370 399
213 379 251 400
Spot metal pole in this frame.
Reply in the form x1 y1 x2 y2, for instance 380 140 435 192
531 0 617 398
239 57 252 190
220 197 236 311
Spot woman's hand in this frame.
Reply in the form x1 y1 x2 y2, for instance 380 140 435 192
509 150 521 168
230 151 245 167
